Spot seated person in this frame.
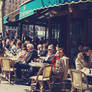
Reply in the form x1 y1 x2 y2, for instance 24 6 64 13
25 44 38 64
14 43 38 79
5 43 27 61
5 39 10 50
11 43 28 62
16 41 22 54
75 47 92 70
52 48 63 69
10 40 17 56
52 47 69 75
37 44 43 57
40 43 48 56
90 49 92 62
38 44 55 64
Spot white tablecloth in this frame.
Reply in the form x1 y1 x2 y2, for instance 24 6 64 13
29 62 49 67
81 68 92 76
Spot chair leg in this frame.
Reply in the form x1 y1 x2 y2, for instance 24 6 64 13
30 79 37 92
30 79 34 91
51 77 55 87
40 82 43 92
0 73 2 83
5 72 7 80
47 80 52 92
47 80 50 88
14 70 16 82
8 72 11 84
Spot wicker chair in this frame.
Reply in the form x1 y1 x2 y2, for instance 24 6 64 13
0 57 16 84
30 65 52 92
51 57 69 91
70 69 90 92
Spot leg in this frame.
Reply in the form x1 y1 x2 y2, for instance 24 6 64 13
14 62 22 79
71 87 74 92
0 73 2 83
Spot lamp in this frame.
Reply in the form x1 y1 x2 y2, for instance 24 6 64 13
68 5 73 13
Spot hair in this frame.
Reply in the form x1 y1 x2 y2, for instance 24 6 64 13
17 42 22 48
82 47 91 62
37 44 42 49
22 43 27 50
82 47 91 54
48 44 54 50
27 44 34 49
13 39 17 45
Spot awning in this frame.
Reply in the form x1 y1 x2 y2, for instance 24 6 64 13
8 10 19 22
19 0 91 20
3 0 92 24
3 15 9 24
3 9 19 24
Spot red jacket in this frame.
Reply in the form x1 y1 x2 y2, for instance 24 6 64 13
52 56 60 67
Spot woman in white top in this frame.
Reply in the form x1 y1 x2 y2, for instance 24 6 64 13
75 47 92 70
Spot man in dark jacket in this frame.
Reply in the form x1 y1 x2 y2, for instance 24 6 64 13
14 44 38 79
40 44 55 64
25 44 38 64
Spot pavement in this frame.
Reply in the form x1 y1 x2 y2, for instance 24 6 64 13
0 79 71 92
0 81 30 92
0 76 92 92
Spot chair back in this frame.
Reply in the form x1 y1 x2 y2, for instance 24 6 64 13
43 65 52 79
70 70 88 90
1 58 11 71
63 57 69 80
52 56 69 81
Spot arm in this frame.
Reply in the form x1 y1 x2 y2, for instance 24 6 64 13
25 51 33 64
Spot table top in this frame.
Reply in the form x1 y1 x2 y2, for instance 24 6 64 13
68 68 92 77
81 68 92 76
29 62 49 67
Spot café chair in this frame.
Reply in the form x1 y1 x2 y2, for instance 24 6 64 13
0 57 16 84
70 69 90 92
30 65 52 92
51 57 69 91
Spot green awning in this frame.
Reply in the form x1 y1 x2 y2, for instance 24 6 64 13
19 0 43 19
19 0 90 20
3 10 19 24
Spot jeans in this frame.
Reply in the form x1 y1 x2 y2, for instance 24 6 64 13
14 62 40 78
14 62 30 78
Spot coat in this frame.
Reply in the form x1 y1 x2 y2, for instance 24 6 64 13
25 49 38 64
75 52 89 70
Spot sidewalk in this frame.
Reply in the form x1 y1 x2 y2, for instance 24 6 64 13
0 81 29 92
0 77 92 92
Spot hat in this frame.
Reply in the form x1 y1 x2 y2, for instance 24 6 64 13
48 44 54 50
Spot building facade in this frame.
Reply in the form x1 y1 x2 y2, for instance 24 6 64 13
0 1 3 33
2 0 92 65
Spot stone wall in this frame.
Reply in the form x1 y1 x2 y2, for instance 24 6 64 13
0 1 2 33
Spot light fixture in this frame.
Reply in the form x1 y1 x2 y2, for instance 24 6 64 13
50 10 58 15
